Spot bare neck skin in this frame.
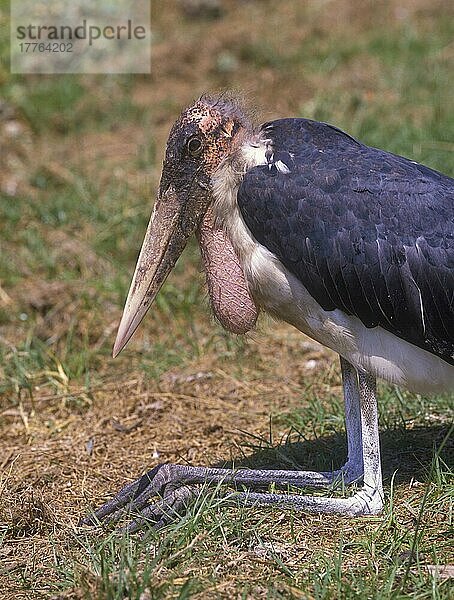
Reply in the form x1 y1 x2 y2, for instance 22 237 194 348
197 205 258 334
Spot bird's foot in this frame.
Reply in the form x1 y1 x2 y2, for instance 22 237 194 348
80 464 199 532
117 484 202 533
235 485 384 517
80 462 377 533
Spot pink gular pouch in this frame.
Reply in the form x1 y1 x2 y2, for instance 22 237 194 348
197 207 258 334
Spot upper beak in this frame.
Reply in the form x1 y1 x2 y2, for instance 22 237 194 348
112 184 205 357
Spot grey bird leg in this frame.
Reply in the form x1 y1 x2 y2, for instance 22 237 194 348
337 356 364 483
81 360 383 530
232 367 383 516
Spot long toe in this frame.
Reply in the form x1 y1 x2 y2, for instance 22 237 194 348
80 464 164 526
118 484 200 534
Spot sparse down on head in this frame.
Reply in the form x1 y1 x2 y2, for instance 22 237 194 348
112 95 254 357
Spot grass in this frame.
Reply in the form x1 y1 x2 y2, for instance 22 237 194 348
0 0 453 598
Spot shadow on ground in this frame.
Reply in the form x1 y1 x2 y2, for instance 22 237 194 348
214 424 453 484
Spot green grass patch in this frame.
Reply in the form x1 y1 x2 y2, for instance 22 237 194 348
0 1 453 598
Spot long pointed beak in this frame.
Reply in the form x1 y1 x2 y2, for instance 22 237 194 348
113 185 199 357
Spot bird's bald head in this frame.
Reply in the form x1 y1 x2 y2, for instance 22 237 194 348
162 95 251 181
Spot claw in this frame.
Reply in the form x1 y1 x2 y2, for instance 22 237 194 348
79 464 164 527
117 485 199 534
80 464 197 531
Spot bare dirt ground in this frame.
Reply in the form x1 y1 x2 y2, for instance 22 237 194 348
0 1 453 597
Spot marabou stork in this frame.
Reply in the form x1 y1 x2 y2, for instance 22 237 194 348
84 95 454 532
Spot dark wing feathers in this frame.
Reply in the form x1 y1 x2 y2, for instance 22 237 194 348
238 118 454 365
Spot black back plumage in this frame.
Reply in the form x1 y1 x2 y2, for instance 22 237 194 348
237 118 454 365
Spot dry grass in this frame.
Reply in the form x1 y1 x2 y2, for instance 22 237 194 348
0 1 453 598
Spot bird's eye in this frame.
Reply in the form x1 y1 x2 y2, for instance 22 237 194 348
186 136 203 157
